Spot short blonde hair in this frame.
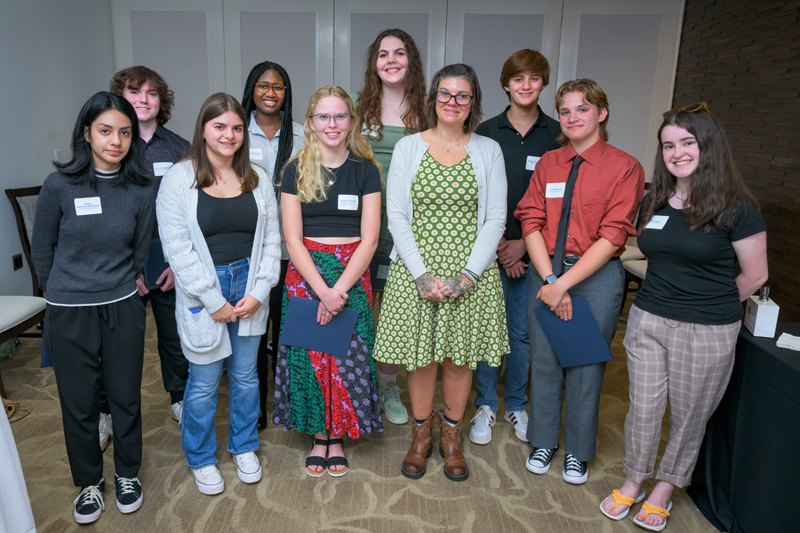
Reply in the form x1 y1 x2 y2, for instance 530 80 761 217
555 78 610 144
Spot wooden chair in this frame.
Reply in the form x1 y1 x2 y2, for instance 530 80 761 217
5 186 43 297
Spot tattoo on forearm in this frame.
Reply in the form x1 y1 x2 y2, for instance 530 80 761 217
415 272 437 297
444 402 451 411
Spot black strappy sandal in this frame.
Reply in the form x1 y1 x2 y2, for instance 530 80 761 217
305 437 328 478
326 438 349 477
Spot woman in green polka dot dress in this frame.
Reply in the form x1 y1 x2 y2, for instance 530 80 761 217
374 64 509 482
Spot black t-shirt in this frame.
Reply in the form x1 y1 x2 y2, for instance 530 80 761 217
280 156 381 238
475 106 561 263
634 200 766 325
197 189 258 266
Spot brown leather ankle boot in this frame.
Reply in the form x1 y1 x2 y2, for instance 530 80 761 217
438 411 469 481
401 412 434 479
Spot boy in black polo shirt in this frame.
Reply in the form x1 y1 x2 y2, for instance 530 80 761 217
96 67 191 448
470 50 560 446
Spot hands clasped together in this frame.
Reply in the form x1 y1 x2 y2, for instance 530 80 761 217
210 295 263 323
414 272 477 302
317 286 349 326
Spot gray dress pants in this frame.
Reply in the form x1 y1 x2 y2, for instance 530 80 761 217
525 258 624 461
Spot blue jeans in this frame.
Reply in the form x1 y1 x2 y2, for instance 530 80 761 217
182 258 261 468
474 266 531 413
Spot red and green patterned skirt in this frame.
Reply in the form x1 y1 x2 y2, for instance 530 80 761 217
273 239 383 438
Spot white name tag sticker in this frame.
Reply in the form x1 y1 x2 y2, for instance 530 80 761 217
74 197 102 216
250 148 263 160
645 215 669 230
260 201 268 215
153 162 173 176
545 182 566 198
526 155 541 171
338 194 359 211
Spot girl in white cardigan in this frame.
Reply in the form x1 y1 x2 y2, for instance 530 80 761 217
157 93 280 496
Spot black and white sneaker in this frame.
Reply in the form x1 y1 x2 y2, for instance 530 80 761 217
114 474 143 513
526 446 559 474
73 478 105 524
562 452 588 484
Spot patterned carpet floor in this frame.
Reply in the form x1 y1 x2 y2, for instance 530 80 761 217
1 299 720 532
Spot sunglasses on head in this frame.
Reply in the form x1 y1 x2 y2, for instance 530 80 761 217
662 102 711 120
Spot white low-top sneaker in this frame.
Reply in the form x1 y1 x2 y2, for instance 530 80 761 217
468 405 496 445
504 410 529 442
170 401 183 424
191 465 224 495
99 413 113 452
232 451 262 483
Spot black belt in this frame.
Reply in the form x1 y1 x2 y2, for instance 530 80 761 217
550 254 621 266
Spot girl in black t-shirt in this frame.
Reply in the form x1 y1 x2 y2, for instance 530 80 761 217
275 86 383 477
601 110 768 530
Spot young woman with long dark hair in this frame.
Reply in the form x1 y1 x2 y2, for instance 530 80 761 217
157 93 281 495
350 28 428 425
32 91 154 524
600 109 767 531
241 60 304 429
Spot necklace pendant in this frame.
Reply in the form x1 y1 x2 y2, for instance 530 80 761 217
446 149 450 153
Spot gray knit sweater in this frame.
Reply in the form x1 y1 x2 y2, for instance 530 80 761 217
156 160 281 364
32 171 156 305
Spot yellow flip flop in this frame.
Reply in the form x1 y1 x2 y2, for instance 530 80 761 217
600 488 646 520
634 500 673 531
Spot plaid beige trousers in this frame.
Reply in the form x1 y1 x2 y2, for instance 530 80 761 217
622 304 740 487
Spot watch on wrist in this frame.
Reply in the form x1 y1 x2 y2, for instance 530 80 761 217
545 274 558 285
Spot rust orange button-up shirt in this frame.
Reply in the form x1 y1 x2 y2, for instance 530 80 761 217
514 138 644 257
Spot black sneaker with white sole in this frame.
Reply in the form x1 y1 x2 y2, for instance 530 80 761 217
73 478 105 524
562 452 588 484
525 446 559 474
114 474 143 513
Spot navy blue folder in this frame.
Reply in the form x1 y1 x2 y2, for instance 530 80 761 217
142 238 168 290
533 296 613 368
279 296 359 357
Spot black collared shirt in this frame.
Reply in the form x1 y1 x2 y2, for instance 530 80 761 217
475 105 560 262
138 124 190 236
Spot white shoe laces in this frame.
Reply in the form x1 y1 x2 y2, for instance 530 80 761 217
234 452 260 473
194 465 221 483
564 453 583 473
471 406 495 428
531 448 554 465
74 485 105 510
117 476 139 496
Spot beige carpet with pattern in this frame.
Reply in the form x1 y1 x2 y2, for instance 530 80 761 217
1 299 720 532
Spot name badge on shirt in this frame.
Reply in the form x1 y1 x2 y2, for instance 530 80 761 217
545 182 566 198
74 197 102 216
526 155 541 171
338 194 359 211
645 215 669 230
153 162 173 176
260 201 268 216
250 148 263 160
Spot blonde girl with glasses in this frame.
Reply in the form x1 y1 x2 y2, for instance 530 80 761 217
274 86 383 477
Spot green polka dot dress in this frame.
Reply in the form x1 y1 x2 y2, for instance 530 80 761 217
373 153 508 371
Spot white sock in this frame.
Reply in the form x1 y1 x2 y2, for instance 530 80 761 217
378 370 397 390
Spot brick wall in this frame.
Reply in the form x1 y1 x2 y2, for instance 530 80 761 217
672 0 800 321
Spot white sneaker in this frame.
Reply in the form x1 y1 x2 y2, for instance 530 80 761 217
170 401 183 424
468 405 496 445
99 413 113 452
504 410 529 442
191 465 224 495
232 451 262 483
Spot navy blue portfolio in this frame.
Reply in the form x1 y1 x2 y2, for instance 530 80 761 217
142 238 168 290
533 296 613 368
279 296 359 357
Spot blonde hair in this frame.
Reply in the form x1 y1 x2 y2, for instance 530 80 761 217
554 79 609 145
286 86 382 203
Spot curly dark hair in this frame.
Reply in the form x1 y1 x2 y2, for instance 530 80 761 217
356 29 427 140
109 66 175 125
640 110 759 234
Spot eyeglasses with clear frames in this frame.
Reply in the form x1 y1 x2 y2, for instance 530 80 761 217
311 113 351 126
255 83 286 94
436 90 474 106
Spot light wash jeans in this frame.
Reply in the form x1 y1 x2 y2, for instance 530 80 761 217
474 266 531 413
182 257 261 468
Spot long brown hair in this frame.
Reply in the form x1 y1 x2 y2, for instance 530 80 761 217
640 110 758 233
356 29 427 140
188 93 259 191
287 86 381 203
